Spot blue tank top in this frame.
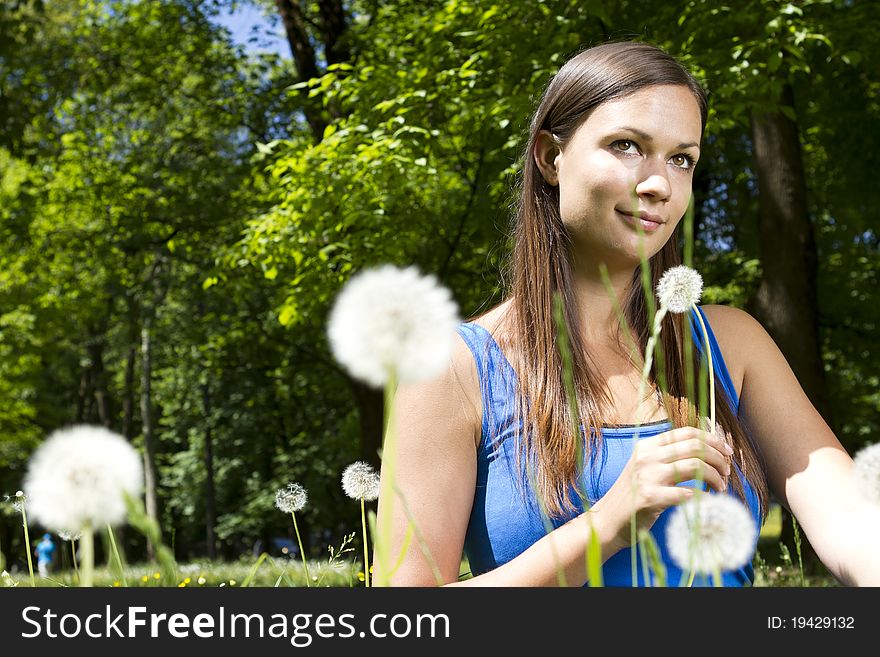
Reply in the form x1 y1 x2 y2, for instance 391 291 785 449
456 306 762 587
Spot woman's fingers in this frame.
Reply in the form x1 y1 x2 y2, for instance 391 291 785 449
644 426 733 492
659 437 731 476
656 484 696 508
666 458 727 493
652 426 732 454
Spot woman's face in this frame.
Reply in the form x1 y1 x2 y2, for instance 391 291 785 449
537 84 703 267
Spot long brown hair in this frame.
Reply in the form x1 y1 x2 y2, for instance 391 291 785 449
493 41 768 519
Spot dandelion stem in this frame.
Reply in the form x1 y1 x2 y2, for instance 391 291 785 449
80 525 94 588
70 539 79 582
631 306 667 585
360 498 370 587
106 524 127 586
792 515 805 586
290 511 311 587
552 293 601 586
19 500 35 587
691 306 716 432
390 483 444 586
375 371 398 587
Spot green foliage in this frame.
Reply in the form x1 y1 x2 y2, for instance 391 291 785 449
0 0 876 565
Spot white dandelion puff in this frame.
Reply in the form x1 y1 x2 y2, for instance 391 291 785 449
327 264 460 387
274 482 311 585
275 482 308 513
666 493 757 574
9 491 27 513
342 462 380 501
24 425 143 534
58 530 83 542
656 265 703 313
853 442 880 506
1 571 16 588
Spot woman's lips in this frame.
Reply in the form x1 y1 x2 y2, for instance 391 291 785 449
616 210 664 232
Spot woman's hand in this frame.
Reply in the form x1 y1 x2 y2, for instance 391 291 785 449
593 426 733 552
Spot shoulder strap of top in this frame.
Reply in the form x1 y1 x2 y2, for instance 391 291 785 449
455 322 487 372
455 322 494 441
689 306 740 411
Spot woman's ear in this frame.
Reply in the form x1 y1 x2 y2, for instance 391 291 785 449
533 130 561 186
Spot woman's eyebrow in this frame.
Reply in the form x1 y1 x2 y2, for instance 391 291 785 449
612 125 700 151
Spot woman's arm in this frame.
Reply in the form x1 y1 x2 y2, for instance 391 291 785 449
372 334 621 586
708 305 880 586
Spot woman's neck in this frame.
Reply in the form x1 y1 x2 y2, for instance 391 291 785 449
570 261 639 346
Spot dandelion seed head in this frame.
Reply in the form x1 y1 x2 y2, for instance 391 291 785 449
9 491 27 513
275 482 308 513
57 530 82 542
341 461 380 501
23 425 143 533
656 265 703 313
1 571 17 587
666 493 757 574
327 265 460 387
853 442 880 506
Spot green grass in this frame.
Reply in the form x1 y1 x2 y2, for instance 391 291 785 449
0 504 834 588
3 556 362 588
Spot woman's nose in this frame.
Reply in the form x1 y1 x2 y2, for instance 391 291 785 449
634 164 671 202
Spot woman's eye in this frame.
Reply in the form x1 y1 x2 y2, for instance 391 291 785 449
670 154 694 170
612 140 639 155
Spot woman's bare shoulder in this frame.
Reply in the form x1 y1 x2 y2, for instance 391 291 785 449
699 304 763 400
700 303 762 341
470 298 514 335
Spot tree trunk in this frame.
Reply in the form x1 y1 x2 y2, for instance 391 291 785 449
201 381 217 560
749 83 831 571
122 343 137 438
274 0 327 141
749 83 832 424
76 367 92 423
88 336 112 428
122 297 139 440
349 377 384 470
317 0 350 66
140 321 159 561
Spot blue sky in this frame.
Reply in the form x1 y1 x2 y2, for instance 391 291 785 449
212 2 289 58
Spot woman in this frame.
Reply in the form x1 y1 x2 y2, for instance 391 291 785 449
374 41 880 586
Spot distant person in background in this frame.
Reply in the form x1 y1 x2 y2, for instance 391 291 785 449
35 533 55 578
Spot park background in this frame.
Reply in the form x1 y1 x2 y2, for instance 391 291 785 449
0 0 877 585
